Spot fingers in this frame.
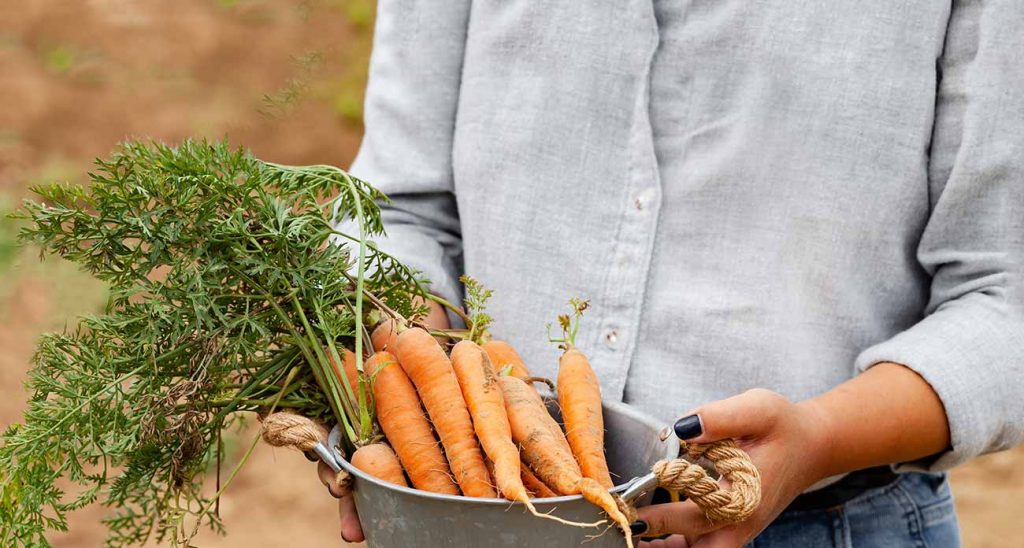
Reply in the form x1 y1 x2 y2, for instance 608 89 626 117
635 501 720 540
318 460 348 498
640 534 690 548
318 460 365 542
682 388 790 443
417 296 451 329
338 492 365 543
690 525 750 548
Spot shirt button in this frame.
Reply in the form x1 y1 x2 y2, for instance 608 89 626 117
604 329 619 348
633 188 656 211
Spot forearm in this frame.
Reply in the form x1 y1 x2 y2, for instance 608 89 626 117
802 362 951 479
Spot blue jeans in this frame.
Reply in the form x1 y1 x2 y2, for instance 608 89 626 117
753 473 961 547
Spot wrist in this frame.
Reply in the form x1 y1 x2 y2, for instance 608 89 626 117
795 397 839 483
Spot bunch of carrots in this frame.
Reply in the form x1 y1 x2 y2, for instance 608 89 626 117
0 143 632 547
335 295 633 544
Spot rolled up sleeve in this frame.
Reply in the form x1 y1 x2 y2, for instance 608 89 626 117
854 0 1024 471
339 0 472 307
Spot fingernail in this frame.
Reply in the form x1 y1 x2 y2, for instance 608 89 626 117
629 520 648 535
674 414 703 440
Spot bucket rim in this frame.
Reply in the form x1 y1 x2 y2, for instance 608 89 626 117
329 399 675 506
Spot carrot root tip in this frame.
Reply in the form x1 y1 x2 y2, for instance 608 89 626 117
522 499 604 528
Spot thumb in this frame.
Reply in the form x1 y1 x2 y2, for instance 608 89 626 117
679 388 789 443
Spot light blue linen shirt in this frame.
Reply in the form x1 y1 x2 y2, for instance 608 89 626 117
347 0 1024 472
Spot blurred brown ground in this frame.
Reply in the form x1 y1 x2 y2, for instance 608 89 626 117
0 1 1020 546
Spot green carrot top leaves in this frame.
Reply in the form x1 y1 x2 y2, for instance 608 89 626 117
461 274 494 344
1 140 430 547
548 298 589 350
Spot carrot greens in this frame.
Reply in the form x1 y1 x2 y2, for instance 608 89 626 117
0 140 429 546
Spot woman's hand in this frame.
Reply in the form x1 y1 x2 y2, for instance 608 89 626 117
318 458 365 543
634 362 950 547
634 389 833 548
317 297 452 544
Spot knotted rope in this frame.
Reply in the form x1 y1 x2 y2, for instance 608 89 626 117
260 411 352 494
621 440 761 524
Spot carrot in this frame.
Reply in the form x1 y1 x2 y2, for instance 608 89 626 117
371 317 401 353
366 351 459 495
521 462 558 498
482 340 531 379
333 348 360 397
558 347 614 488
351 443 408 487
395 328 495 498
484 457 499 496
500 376 630 545
449 341 543 510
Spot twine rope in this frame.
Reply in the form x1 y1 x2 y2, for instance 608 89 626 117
623 440 761 524
260 412 352 494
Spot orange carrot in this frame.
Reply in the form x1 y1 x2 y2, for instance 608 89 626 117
336 349 360 397
396 328 495 498
450 341 533 506
484 457 499 496
367 351 459 495
482 340 531 379
500 376 630 545
558 347 614 488
371 317 401 353
521 462 558 498
351 443 408 487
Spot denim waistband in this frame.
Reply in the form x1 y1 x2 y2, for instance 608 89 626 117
786 466 898 512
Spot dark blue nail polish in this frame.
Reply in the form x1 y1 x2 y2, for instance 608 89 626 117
674 414 703 440
629 520 649 535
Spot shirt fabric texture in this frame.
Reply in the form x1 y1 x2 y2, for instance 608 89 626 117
346 0 1024 473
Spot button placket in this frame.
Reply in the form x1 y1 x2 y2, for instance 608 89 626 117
597 131 662 401
594 11 662 401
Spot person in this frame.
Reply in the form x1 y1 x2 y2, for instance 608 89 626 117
319 1 1024 546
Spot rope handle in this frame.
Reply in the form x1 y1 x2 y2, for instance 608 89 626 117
260 412 353 495
644 440 761 523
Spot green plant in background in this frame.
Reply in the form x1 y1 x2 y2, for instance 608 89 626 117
43 45 77 75
259 51 325 118
0 140 432 546
0 199 20 275
243 0 377 126
331 0 375 126
343 0 374 30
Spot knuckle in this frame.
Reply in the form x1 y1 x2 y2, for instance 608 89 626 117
743 388 789 412
640 505 682 536
742 387 776 401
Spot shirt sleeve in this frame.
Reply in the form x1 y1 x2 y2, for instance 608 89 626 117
854 0 1024 472
340 0 472 308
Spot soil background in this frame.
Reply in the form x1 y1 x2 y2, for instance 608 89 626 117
0 1 1020 546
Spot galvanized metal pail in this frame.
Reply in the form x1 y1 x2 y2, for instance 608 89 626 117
328 399 677 547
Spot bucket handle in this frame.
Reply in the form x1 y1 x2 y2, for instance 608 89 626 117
618 472 661 505
326 424 347 470
617 440 762 524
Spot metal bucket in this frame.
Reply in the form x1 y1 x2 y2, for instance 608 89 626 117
328 399 677 547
